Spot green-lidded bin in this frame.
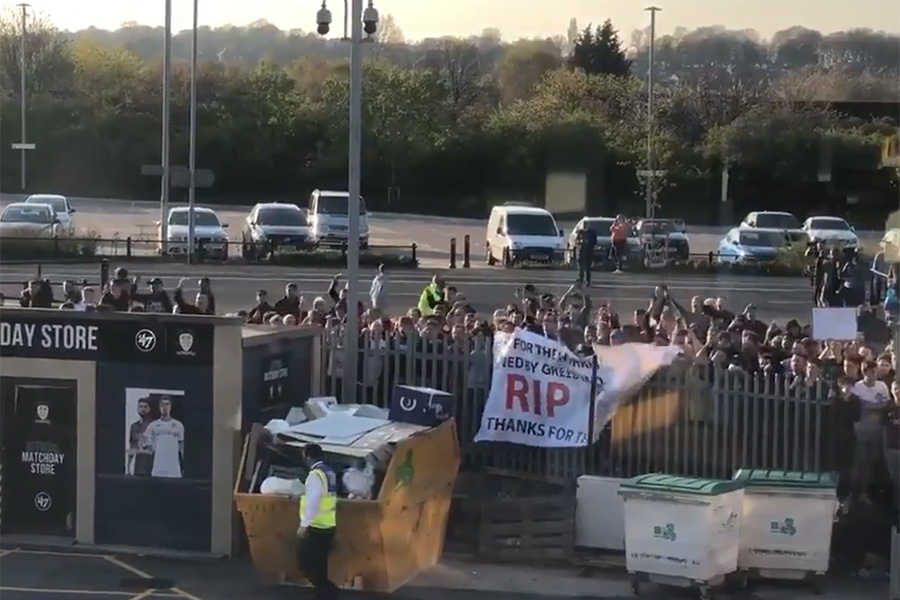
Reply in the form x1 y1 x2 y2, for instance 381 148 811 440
732 468 838 577
617 473 744 583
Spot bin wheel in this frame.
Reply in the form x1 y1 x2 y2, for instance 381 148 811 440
810 574 825 595
725 573 748 592
630 577 640 596
698 585 714 600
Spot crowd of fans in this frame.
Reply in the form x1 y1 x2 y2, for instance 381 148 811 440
8 260 899 515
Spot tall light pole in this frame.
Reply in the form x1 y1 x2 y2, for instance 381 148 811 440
187 0 199 262
160 0 173 250
16 3 31 190
316 0 377 404
644 6 661 219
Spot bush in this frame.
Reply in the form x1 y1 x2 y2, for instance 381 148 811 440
267 249 419 269
0 230 100 261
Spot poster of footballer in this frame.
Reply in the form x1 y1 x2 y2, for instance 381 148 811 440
124 388 186 479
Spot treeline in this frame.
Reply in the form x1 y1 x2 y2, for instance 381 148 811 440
0 12 897 223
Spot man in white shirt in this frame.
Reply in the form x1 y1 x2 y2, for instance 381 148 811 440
369 264 387 312
145 397 185 478
850 361 890 504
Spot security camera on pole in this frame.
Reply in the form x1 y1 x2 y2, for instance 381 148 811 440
316 0 378 405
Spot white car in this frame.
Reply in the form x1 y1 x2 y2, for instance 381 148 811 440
0 202 61 237
242 203 314 259
739 211 806 243
307 189 370 248
158 206 229 258
25 194 75 235
801 216 859 249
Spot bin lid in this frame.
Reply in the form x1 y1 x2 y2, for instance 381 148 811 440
620 473 743 496
733 469 837 489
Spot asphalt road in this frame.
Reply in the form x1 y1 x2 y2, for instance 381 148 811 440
6 193 880 263
0 262 814 322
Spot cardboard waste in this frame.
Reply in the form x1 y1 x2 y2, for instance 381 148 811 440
234 395 461 593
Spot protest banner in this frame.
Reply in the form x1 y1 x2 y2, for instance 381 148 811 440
474 329 678 448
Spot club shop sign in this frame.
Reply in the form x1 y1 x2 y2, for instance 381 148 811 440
1 320 100 359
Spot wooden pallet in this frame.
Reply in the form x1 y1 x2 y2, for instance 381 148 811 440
477 496 575 562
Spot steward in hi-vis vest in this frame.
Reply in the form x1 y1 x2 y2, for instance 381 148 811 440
296 443 339 599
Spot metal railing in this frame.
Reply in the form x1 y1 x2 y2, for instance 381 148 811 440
0 235 418 264
319 331 836 480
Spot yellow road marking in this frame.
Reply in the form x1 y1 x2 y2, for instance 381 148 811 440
103 554 204 600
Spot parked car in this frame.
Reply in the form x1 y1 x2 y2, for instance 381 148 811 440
801 216 859 249
307 189 370 248
739 211 805 243
565 216 640 265
24 194 75 235
486 203 565 267
158 207 229 258
242 203 314 259
633 218 690 259
718 227 792 264
0 202 60 237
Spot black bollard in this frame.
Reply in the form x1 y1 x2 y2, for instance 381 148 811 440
449 238 457 269
99 259 110 286
463 235 471 268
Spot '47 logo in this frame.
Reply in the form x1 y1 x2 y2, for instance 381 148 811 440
770 518 797 536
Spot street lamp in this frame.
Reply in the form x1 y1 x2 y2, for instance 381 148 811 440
316 0 378 405
644 6 661 220
160 0 173 250
12 3 34 191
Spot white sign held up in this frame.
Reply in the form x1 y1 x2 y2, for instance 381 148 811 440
474 329 679 448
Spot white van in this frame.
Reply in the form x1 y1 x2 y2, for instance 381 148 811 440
308 190 370 248
486 203 565 266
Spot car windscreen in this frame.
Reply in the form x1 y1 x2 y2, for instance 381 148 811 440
507 213 558 236
755 213 800 229
739 231 787 247
169 211 220 226
1 206 52 223
258 208 307 226
316 195 367 215
808 218 849 231
583 220 613 236
27 197 66 213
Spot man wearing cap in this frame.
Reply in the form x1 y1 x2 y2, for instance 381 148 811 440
132 276 174 314
297 443 339 599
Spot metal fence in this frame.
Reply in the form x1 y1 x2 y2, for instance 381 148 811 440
319 331 836 481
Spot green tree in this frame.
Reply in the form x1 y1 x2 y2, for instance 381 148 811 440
567 20 631 77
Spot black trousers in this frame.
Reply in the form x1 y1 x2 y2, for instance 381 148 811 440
297 527 339 599
577 252 593 284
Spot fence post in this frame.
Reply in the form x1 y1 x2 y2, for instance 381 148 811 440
126 237 132 258
36 263 42 279
449 238 457 269
707 251 714 266
99 259 109 285
198 238 206 261
463 235 471 268
411 243 417 264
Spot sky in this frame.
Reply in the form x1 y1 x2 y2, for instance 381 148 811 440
2 0 897 40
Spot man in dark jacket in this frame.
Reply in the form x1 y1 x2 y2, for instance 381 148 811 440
576 226 598 286
274 283 303 320
99 278 131 311
247 289 274 324
173 278 214 315
131 277 174 313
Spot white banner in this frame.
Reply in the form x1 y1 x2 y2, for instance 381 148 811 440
474 329 679 448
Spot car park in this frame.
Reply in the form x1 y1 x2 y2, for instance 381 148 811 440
158 206 229 258
24 194 75 235
308 189 370 248
565 216 640 265
486 203 565 267
801 216 859 249
718 227 792 264
634 218 690 260
0 202 61 237
242 203 314 259
739 211 805 243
